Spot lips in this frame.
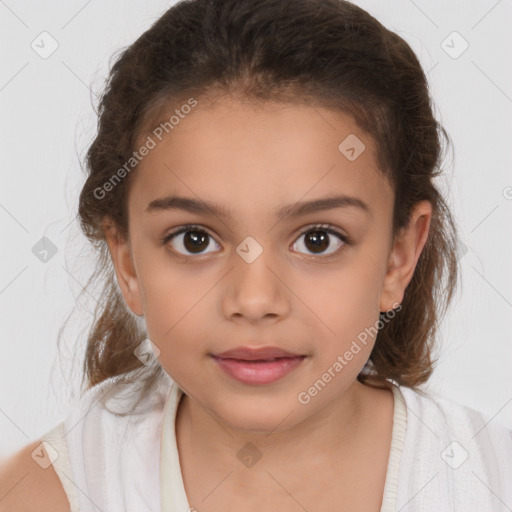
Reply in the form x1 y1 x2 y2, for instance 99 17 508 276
211 345 307 384
212 346 305 361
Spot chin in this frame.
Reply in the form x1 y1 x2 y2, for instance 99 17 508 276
208 394 303 434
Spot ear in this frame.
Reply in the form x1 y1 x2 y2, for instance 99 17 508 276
379 200 432 312
102 216 144 316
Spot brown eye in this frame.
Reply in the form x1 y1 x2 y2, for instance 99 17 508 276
163 225 220 255
292 225 347 256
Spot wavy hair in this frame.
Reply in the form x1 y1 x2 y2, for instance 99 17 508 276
59 0 460 406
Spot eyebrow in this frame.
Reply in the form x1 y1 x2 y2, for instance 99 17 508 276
145 194 371 220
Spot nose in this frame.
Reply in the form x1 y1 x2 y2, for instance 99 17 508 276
221 246 290 324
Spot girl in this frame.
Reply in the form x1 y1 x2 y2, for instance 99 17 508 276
1 0 511 511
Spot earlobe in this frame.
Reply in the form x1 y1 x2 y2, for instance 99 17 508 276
379 200 432 312
102 217 144 317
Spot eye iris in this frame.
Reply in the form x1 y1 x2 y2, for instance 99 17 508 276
305 230 330 253
184 230 209 253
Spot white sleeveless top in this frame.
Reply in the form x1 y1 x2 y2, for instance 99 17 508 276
41 369 512 511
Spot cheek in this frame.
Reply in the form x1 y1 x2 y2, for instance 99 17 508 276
312 252 384 316
137 272 228 393
302 250 386 358
135 255 213 344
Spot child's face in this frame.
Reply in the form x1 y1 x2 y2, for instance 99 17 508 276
105 94 430 432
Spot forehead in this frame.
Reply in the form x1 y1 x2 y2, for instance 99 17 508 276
129 96 393 223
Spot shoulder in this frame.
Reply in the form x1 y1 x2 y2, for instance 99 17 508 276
399 385 512 444
396 385 512 507
0 439 70 512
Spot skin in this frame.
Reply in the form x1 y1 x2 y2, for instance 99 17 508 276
103 94 431 509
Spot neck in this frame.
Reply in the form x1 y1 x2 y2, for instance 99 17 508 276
175 379 379 474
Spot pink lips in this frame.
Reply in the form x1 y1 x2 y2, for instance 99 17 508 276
211 346 307 385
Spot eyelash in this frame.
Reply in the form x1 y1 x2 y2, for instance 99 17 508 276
160 223 351 257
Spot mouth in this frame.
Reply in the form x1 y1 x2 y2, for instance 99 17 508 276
211 354 307 385
212 355 306 362
211 345 306 361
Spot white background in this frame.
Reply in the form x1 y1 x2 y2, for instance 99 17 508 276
0 0 511 457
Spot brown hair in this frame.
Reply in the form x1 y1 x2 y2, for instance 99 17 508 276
63 0 460 404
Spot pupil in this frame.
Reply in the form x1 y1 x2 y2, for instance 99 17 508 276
306 230 329 253
181 229 331 255
184 231 208 253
